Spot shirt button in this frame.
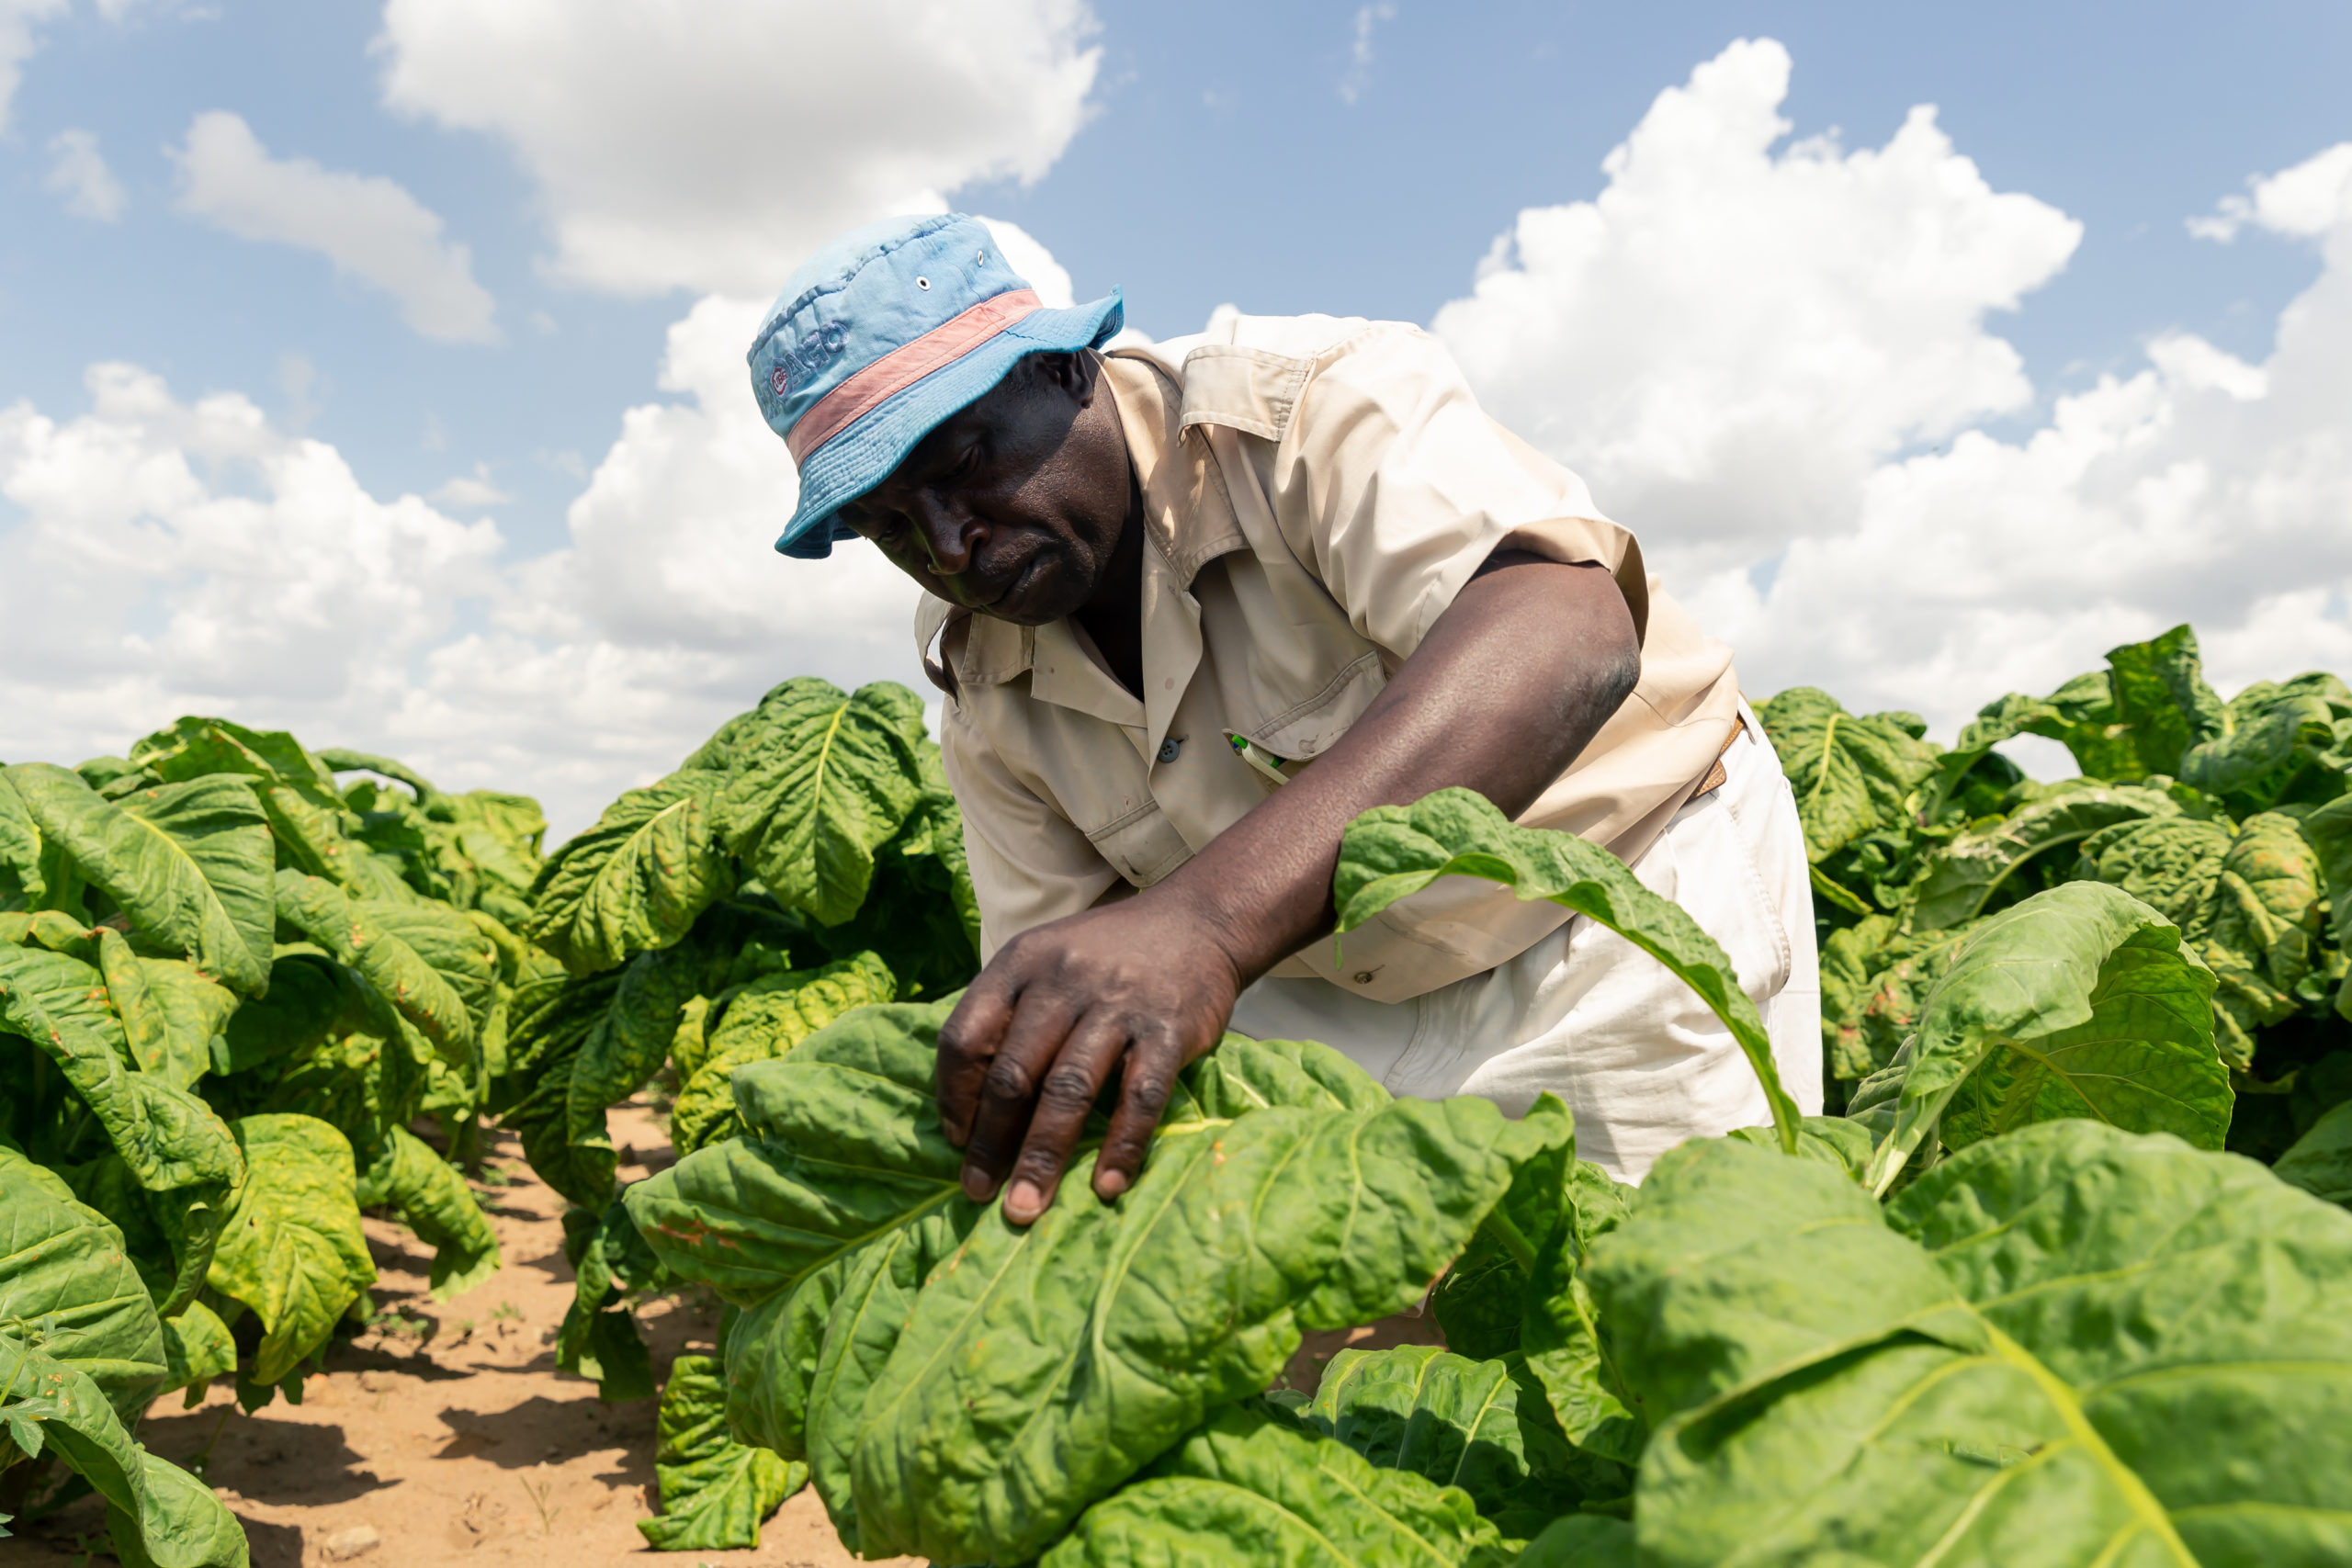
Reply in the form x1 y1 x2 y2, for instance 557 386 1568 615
1158 738 1182 763
1353 971 1376 985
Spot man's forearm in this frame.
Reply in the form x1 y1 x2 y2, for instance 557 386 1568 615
1148 553 1641 985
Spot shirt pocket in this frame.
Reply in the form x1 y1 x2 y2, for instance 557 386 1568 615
1234 648 1387 762
1083 799 1195 889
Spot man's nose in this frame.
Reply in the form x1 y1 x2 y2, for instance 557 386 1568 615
910 492 982 576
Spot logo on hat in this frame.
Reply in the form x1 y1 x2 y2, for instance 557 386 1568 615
770 365 789 396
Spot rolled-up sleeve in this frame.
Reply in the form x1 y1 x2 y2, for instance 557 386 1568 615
937 698 1120 963
1255 322 1650 658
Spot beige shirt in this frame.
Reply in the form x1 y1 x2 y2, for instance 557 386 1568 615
924 312 1741 1004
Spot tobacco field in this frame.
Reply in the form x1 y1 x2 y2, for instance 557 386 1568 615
3 625 2348 1567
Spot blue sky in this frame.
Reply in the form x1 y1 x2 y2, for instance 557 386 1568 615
6 1 2346 555
4 1 2350 829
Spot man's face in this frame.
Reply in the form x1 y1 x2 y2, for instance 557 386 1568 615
833 352 1132 626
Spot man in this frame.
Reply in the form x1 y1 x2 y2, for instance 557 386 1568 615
750 213 1820 1223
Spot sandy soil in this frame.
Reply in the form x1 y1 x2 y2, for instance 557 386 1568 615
3 1102 902 1568
3 1102 1442 1568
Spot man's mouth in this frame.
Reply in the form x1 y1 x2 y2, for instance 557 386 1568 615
969 549 1049 613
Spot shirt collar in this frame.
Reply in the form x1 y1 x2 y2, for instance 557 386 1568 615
933 352 1248 696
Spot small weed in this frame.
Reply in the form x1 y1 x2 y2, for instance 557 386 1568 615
366 1303 437 1346
491 1301 523 1323
520 1470 562 1537
187 1402 234 1480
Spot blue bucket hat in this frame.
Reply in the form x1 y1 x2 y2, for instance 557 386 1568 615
749 213 1124 558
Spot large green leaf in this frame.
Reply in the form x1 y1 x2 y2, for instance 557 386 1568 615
364 898 501 1035
1331 787 1799 1152
216 953 358 1076
2072 816 2232 928
1959 670 2148 784
128 716 344 812
2104 623 2225 773
2193 811 2325 1064
1860 882 2230 1194
1907 782 2177 931
0 773 44 911
1816 918 1980 1085
1755 688 1939 863
636 1354 801 1551
4 766 274 995
667 951 895 1156
372 1125 500 1300
1303 1345 1544 1517
2303 795 2352 962
1040 1401 1505 1567
494 965 621 1206
205 1114 375 1385
0 1338 249 1568
1515 1163 1644 1468
159 1300 235 1400
717 678 928 926
526 771 732 976
273 871 473 1066
0 943 243 1313
2276 1100 2352 1208
0 1146 168 1426
2181 683 2343 809
1595 1125 2352 1568
563 939 710 1139
554 1196 664 1401
1516 1515 1636 1568
629 1001 1566 1563
98 933 237 1090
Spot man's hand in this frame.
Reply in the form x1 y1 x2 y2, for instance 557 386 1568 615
936 887 1243 1224
936 553 1641 1226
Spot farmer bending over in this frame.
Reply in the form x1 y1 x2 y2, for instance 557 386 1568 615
749 214 1821 1215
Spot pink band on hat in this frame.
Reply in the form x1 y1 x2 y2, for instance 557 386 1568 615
786 289 1045 463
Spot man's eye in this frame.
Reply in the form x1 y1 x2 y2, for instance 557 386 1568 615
952 444 981 479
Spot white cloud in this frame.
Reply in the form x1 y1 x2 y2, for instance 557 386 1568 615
2189 142 2352 242
166 110 497 343
375 0 1102 299
430 462 512 511
0 285 933 836
1435 39 2082 579
45 128 125 221
978 217 1077 309
0 361 503 764
1720 140 2352 726
1339 3 1395 105
0 0 68 130
1432 59 2352 747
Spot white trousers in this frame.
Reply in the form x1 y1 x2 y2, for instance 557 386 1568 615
1230 705 1823 1182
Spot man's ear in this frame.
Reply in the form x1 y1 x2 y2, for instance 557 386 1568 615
1032 350 1101 408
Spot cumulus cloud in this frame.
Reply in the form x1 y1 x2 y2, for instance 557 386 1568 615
45 128 125 220
1435 39 2081 577
2189 142 2352 242
1433 48 2352 745
0 290 925 836
167 110 497 343
0 362 503 761
0 0 68 130
375 0 1102 299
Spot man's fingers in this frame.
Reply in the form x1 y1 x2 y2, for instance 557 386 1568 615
935 967 1021 1146
1000 1012 1130 1226
956 986 1083 1201
1092 1025 1182 1203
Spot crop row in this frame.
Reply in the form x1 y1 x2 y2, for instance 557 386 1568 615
3 625 2346 1565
